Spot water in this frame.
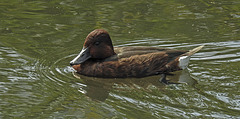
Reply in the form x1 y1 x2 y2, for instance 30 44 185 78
0 0 239 118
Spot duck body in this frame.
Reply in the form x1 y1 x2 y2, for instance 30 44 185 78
70 29 203 78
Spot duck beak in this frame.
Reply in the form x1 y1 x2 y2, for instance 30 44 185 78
70 47 91 66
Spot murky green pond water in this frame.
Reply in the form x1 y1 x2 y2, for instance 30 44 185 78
0 0 239 118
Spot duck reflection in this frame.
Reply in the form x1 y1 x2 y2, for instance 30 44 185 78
72 69 197 101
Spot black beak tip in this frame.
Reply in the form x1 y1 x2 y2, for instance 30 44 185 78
70 62 74 66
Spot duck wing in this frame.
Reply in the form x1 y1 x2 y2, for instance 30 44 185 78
114 46 187 61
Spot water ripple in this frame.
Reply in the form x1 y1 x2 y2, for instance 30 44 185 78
1 38 240 118
35 51 76 87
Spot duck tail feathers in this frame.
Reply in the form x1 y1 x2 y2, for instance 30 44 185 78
184 45 204 57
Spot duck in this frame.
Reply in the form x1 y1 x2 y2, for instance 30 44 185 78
70 29 204 83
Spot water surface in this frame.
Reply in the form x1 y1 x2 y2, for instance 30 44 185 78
0 0 239 118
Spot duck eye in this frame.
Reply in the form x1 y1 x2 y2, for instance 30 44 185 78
94 41 100 46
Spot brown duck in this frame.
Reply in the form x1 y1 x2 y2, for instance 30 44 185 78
70 29 204 83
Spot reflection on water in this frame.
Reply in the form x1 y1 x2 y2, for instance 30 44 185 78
72 69 197 101
0 0 240 118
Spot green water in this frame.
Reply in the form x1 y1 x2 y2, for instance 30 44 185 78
0 0 239 118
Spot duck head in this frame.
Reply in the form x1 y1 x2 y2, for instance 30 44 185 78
70 29 115 66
